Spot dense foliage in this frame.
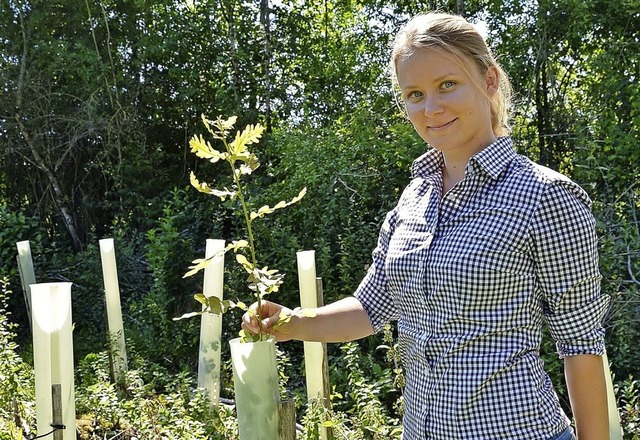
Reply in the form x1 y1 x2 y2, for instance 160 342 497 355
1 0 639 438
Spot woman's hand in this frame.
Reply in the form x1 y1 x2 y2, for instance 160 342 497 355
241 300 297 342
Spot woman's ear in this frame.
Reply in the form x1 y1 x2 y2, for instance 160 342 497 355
485 66 500 96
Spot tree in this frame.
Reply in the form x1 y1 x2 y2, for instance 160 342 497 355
0 0 139 249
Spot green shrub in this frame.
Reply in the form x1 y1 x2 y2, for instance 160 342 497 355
0 278 35 437
75 347 238 439
0 204 47 340
616 375 640 440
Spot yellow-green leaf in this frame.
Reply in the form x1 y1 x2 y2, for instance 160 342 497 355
216 115 237 131
249 187 307 220
183 257 213 278
201 114 212 132
173 311 203 321
235 254 253 272
229 124 265 157
273 310 293 328
301 309 317 318
290 187 307 204
225 240 249 253
189 172 213 194
190 172 236 200
189 134 226 162
235 301 248 311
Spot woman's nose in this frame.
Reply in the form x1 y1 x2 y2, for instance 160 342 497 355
423 95 443 117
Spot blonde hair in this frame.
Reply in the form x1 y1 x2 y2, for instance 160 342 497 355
391 12 513 136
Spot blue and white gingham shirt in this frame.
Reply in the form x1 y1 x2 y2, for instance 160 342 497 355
355 137 609 439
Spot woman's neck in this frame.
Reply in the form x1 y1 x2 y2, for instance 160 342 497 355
441 164 464 195
439 135 496 195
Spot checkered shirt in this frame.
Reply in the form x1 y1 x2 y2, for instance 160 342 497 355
354 137 609 439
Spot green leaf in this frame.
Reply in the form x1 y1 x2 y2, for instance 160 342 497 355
194 293 208 306
238 329 260 343
244 154 260 171
207 296 226 314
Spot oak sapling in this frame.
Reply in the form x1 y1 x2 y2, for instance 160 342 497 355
175 115 313 341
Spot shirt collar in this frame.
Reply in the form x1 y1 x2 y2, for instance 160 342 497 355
411 136 516 180
468 136 516 180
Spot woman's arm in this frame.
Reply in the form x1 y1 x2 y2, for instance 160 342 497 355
241 296 374 343
564 354 609 439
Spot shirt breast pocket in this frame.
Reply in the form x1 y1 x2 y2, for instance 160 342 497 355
385 218 434 295
435 232 536 321
464 233 532 276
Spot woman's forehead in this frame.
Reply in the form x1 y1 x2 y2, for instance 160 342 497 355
395 48 471 84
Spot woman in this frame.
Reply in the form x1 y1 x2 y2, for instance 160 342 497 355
242 12 609 440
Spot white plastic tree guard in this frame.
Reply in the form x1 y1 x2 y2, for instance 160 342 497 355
197 239 226 408
229 336 280 440
30 282 76 440
99 238 128 383
297 250 331 440
16 240 37 325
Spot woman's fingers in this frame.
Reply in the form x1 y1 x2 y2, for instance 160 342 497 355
240 300 295 341
241 300 281 334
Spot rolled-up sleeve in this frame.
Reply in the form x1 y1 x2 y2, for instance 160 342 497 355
531 180 610 358
354 207 400 333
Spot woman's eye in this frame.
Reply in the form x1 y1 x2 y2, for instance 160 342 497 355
441 81 455 90
407 91 423 99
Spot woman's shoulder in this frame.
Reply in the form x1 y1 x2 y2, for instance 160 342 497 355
513 155 592 209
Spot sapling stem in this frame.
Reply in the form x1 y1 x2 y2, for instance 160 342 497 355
221 136 265 339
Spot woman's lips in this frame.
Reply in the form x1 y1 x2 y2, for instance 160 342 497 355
429 118 457 130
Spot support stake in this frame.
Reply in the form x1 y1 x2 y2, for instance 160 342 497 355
278 398 296 440
51 384 64 440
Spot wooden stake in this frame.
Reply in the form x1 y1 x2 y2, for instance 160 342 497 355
278 398 296 440
316 278 333 440
51 384 64 440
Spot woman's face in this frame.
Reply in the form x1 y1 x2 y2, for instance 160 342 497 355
395 47 498 158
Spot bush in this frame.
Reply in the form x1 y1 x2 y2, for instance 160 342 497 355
0 204 47 339
0 278 35 438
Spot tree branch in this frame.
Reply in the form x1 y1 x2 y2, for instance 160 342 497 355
627 246 640 287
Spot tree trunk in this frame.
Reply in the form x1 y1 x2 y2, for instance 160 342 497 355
14 116 84 251
222 0 241 103
534 22 552 168
260 0 272 132
14 6 83 251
